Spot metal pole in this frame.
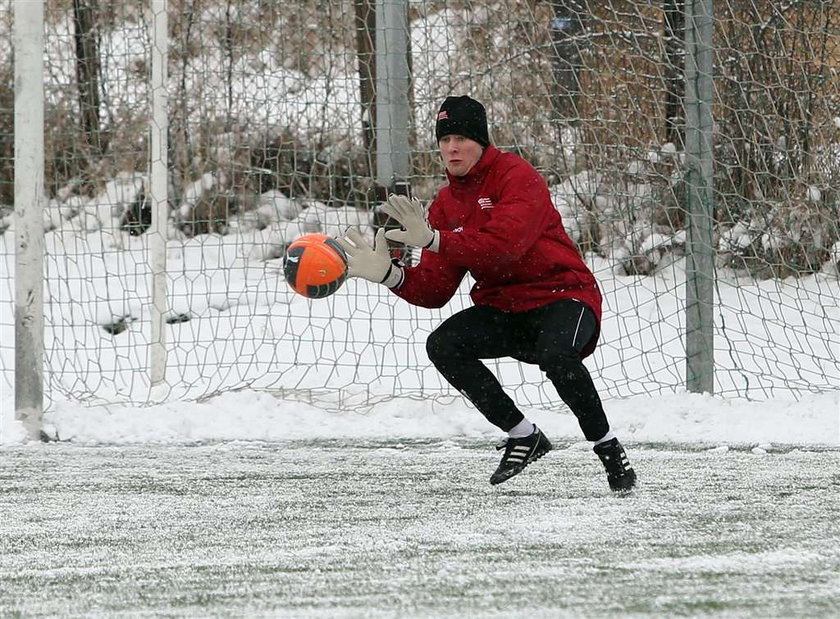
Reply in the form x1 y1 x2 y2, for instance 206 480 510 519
684 0 715 393
374 0 410 191
14 0 46 440
148 0 169 390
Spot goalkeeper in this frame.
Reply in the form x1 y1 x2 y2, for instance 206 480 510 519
338 95 636 491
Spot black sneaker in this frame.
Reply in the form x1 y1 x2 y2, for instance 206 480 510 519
593 438 637 492
490 426 553 485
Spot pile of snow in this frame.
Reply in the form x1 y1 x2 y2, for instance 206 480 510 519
1 389 837 447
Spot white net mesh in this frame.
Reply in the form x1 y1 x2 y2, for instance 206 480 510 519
1 0 838 411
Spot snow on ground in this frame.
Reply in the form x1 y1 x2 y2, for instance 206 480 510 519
2 440 839 617
1 388 837 447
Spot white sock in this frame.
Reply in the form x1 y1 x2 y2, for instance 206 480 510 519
508 419 535 438
592 430 616 447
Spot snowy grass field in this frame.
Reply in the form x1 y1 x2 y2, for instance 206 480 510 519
2 438 839 617
2 4 839 615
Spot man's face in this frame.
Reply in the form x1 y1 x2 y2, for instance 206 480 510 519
438 135 484 177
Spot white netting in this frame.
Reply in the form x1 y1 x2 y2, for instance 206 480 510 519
1 0 838 411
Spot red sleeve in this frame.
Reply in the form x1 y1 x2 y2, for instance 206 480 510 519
390 249 467 309
437 161 553 268
389 195 467 308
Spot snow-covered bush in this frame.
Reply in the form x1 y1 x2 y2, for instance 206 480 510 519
719 198 839 279
552 146 688 276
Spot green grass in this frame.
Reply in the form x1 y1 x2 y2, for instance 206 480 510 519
1 441 839 617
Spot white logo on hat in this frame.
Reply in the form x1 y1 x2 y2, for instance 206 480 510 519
438 111 448 120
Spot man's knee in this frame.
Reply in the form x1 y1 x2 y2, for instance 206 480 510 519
536 346 582 377
426 327 451 364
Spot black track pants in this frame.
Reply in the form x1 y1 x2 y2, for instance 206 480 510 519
425 299 610 440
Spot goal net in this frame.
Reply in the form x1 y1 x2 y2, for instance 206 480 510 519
1 0 838 414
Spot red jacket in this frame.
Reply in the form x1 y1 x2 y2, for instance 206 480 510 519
392 145 603 357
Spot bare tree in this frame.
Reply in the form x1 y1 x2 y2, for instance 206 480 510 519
72 0 105 156
548 0 585 122
355 0 376 177
663 0 684 147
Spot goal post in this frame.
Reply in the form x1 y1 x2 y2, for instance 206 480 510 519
684 0 715 394
148 0 169 391
13 0 46 439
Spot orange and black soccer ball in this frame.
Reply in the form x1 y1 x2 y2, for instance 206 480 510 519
283 233 348 299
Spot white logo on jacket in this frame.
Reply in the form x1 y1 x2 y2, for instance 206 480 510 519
478 197 494 210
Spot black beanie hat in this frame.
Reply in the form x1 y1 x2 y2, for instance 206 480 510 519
435 95 490 147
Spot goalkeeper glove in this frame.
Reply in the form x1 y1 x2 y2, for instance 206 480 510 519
337 227 403 288
380 194 439 250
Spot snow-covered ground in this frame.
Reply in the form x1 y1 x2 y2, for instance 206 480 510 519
1 440 838 617
6 389 836 449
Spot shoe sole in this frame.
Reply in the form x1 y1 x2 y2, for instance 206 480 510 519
489 442 552 486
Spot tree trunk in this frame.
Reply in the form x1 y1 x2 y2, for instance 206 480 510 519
549 1 584 122
72 0 104 156
664 0 685 148
355 0 376 178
